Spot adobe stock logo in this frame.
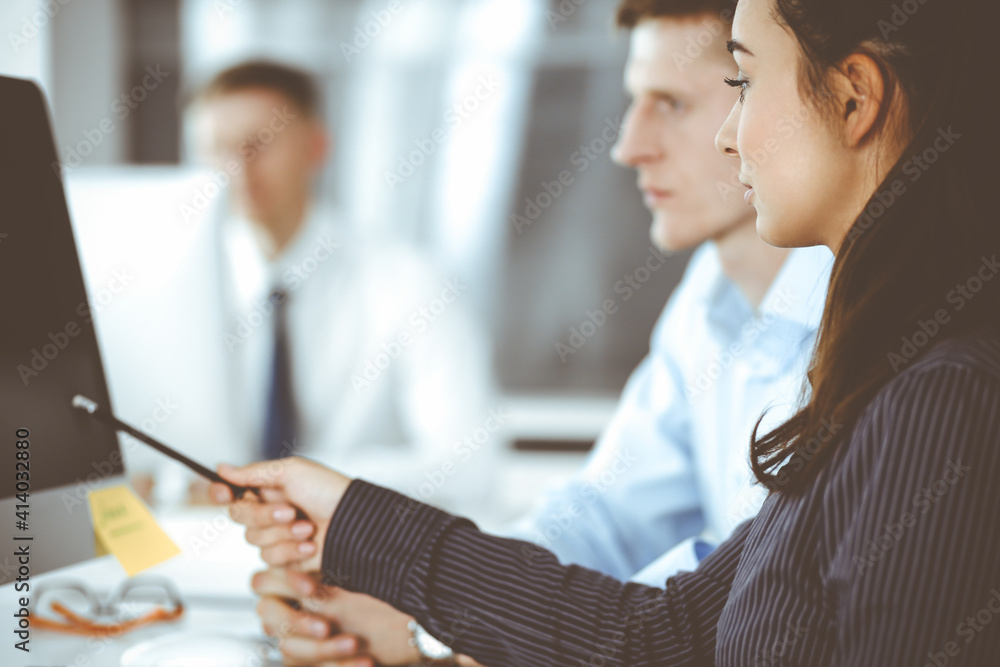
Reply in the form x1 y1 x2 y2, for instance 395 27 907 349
16 269 134 386
51 65 171 177
512 116 622 235
384 74 502 192
545 0 586 29
852 459 971 576
7 0 72 53
877 0 931 40
179 105 299 224
887 255 1000 372
924 589 1000 667
555 246 670 363
352 279 467 393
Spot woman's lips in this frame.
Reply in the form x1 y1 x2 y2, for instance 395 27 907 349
744 187 755 204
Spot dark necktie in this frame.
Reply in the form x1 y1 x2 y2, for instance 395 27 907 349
262 288 297 460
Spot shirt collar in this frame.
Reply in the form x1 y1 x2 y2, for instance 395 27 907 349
221 201 340 310
758 244 833 332
700 243 832 335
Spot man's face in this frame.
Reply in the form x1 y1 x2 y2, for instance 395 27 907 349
192 87 326 227
612 15 755 252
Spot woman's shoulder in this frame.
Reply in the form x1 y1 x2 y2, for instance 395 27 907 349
897 322 1000 385
856 323 1000 454
821 324 1000 522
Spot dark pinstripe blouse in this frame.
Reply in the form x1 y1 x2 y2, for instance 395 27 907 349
322 324 1000 666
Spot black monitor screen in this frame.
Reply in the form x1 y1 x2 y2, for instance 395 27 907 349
0 76 123 499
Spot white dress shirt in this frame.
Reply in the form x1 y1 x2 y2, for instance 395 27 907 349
119 201 495 510
507 241 833 585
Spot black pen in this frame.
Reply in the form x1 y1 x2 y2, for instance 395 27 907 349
71 394 262 501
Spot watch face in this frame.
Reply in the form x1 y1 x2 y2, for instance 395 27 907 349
416 625 455 660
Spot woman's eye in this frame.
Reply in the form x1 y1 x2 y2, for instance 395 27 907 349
724 76 749 103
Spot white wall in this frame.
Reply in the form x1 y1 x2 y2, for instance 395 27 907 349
0 0 53 90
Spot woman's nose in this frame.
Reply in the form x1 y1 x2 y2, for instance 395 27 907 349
715 102 741 159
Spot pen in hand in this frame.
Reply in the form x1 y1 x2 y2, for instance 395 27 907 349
71 394 263 501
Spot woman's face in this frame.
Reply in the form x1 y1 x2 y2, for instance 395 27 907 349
714 0 868 252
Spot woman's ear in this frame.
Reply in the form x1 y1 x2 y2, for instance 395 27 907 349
832 53 885 148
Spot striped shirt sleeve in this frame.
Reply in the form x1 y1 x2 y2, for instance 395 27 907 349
322 479 751 666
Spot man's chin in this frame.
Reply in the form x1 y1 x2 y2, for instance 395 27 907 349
649 216 700 254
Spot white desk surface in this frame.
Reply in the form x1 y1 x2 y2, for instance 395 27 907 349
2 507 282 666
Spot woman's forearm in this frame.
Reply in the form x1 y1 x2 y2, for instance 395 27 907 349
321 479 751 666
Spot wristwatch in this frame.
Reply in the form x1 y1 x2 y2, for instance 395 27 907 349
408 619 457 665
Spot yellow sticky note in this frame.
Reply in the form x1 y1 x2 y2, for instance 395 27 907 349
88 485 181 576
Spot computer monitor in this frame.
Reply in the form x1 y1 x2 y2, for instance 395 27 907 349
0 75 127 585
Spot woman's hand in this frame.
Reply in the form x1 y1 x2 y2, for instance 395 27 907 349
210 457 353 571
253 567 419 667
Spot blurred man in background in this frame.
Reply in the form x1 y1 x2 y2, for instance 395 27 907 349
231 2 834 664
128 61 494 510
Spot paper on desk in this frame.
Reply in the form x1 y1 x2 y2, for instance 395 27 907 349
88 485 181 576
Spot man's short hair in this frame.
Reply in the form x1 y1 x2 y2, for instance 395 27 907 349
191 60 321 117
615 0 735 28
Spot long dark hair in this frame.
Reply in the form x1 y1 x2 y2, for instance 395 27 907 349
751 0 1000 493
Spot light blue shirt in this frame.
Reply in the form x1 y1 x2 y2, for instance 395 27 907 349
507 242 833 585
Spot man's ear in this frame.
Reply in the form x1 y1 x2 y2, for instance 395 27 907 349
309 122 331 169
832 53 885 148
